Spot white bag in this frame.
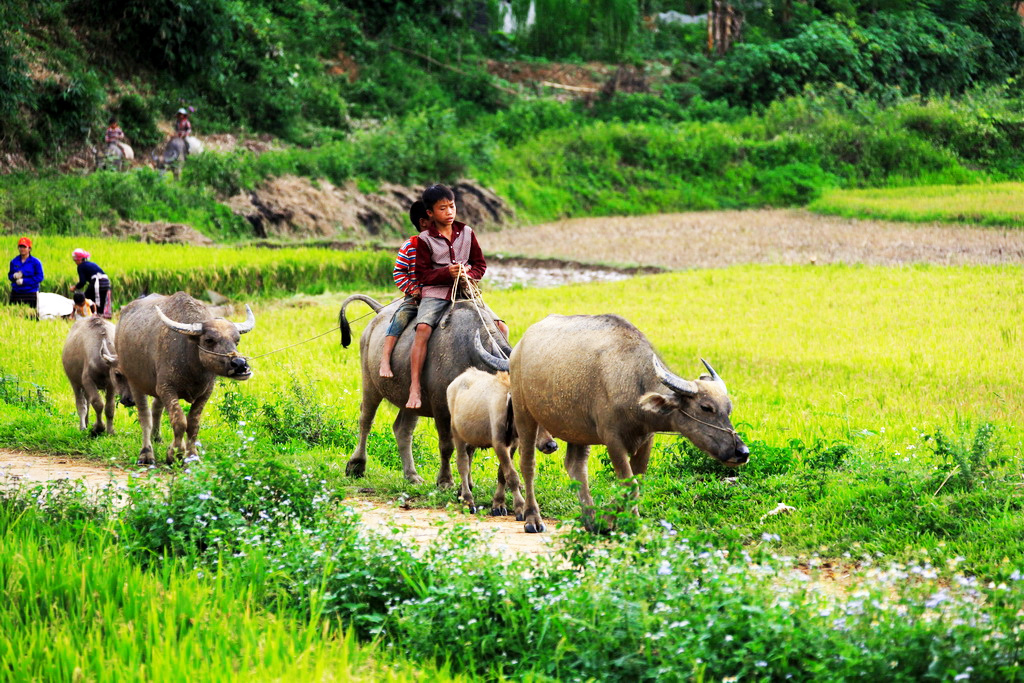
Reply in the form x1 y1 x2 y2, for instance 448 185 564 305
36 292 74 320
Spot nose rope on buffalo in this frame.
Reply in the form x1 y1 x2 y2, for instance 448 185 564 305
447 263 509 360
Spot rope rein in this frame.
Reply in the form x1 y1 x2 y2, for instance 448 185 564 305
676 409 737 435
197 304 384 360
449 263 509 360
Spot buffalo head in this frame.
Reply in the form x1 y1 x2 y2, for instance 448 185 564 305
100 338 135 407
641 356 749 467
155 304 256 380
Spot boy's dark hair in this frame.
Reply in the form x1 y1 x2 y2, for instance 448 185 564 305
421 184 455 211
409 200 428 230
108 116 117 125
73 292 85 305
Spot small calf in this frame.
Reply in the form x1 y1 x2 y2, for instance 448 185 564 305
447 367 557 518
61 317 134 435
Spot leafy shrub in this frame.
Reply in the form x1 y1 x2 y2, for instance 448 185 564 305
926 421 999 492
753 162 834 205
701 11 1008 108
122 439 339 558
113 94 162 148
0 371 54 413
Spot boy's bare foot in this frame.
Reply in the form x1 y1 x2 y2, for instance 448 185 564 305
405 390 421 410
379 359 394 378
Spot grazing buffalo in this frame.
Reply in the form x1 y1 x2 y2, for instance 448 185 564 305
338 294 511 487
476 314 749 533
447 366 558 516
61 317 134 435
116 292 255 465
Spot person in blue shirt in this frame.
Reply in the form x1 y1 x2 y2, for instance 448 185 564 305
72 248 112 318
8 237 44 308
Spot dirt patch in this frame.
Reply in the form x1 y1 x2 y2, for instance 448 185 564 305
102 220 215 246
227 177 514 240
0 451 566 558
487 209 1024 268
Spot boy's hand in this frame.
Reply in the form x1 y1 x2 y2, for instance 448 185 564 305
447 264 463 278
411 287 422 299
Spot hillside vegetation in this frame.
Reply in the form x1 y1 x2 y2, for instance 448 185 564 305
4 0 1024 237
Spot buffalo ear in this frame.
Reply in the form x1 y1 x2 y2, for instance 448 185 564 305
639 392 681 416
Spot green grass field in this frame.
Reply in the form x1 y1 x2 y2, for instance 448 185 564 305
3 258 1024 680
810 181 1024 226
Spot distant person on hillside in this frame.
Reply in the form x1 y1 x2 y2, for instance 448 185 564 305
379 201 431 378
8 237 44 308
72 248 112 318
174 108 192 139
405 184 508 409
105 117 126 146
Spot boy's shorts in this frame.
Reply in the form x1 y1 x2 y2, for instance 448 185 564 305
413 297 504 330
385 295 419 337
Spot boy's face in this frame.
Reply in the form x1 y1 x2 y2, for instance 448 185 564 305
427 198 456 229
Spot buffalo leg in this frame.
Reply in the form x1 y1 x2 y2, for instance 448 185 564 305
491 443 524 517
605 437 641 520
73 385 89 431
512 402 545 533
391 408 424 484
346 389 383 479
134 390 155 465
454 437 476 511
184 392 210 459
151 398 164 444
82 377 105 436
630 435 654 476
435 413 456 489
160 392 188 464
103 386 117 435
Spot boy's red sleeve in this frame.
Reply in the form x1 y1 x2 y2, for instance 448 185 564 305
467 232 486 280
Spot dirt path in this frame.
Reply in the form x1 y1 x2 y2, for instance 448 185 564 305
0 450 567 558
487 209 1024 268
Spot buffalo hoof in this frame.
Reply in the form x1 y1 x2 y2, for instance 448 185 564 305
490 505 508 517
524 521 546 534
345 459 366 478
406 473 425 485
515 512 524 522
435 475 455 489
89 424 104 438
465 503 478 514
137 447 155 465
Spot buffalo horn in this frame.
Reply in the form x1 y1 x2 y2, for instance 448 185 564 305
234 305 256 334
156 306 203 336
100 338 118 364
700 358 727 393
473 330 510 373
652 353 698 397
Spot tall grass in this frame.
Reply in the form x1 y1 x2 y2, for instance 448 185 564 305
0 497 455 682
811 181 1024 226
12 236 392 306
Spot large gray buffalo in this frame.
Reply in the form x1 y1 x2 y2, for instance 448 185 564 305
116 292 255 465
338 294 511 487
476 314 749 533
61 317 134 435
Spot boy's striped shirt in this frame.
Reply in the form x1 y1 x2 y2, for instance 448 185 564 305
393 236 418 295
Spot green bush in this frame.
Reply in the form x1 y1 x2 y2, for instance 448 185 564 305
113 94 162 149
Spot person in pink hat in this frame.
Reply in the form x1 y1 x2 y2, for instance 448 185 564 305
8 237 44 308
71 248 112 318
